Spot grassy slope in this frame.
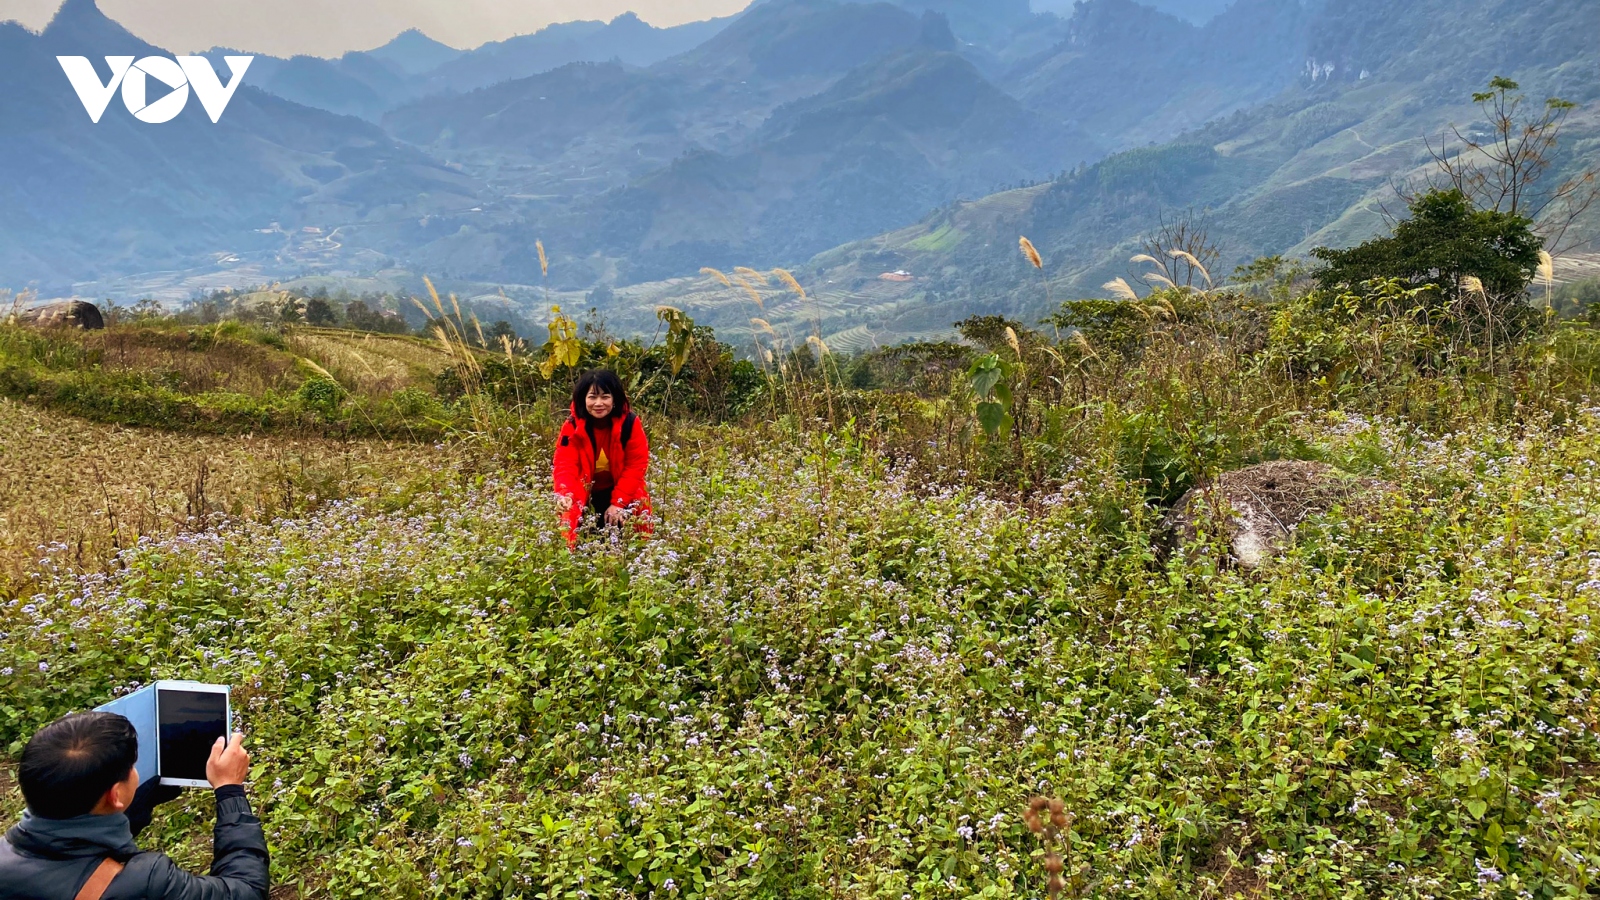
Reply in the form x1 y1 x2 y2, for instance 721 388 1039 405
0 323 466 436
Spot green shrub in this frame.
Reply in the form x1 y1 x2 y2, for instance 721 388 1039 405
295 376 346 417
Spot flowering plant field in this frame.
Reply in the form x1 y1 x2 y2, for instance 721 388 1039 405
3 405 1597 898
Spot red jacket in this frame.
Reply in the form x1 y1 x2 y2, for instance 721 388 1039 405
553 402 653 545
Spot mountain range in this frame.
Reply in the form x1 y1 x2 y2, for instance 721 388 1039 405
0 0 475 289
1 0 1596 342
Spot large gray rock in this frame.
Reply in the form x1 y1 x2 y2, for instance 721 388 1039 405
1167 460 1395 567
18 301 104 330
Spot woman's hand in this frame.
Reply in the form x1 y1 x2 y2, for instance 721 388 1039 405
605 504 628 526
555 493 574 512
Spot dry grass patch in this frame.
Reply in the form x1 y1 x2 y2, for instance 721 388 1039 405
0 398 449 589
289 330 456 396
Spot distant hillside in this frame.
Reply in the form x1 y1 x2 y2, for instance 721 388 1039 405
571 0 1600 344
1009 0 1318 151
0 0 475 292
890 0 1032 45
208 14 736 122
570 42 1099 283
423 12 736 94
7 0 1600 319
1033 0 1232 24
204 48 419 121
363 28 461 75
789 0 1600 318
385 0 961 283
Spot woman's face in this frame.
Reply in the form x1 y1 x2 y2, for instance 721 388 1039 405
585 386 615 420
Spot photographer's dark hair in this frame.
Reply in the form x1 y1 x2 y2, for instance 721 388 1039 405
571 369 628 422
19 712 139 819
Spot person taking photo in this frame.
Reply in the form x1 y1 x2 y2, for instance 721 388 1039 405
553 369 654 547
0 711 267 900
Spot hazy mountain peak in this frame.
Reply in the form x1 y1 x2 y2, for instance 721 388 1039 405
44 0 106 28
39 0 164 58
918 11 958 51
363 27 461 74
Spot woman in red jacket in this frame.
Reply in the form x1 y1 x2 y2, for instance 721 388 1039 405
553 369 653 546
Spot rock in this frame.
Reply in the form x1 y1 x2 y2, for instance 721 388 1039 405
18 300 105 330
1166 460 1395 568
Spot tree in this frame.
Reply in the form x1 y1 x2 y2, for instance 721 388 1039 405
345 300 387 332
1313 189 1542 304
304 296 338 327
1130 210 1219 292
1313 189 1543 359
1422 77 1599 255
487 320 519 345
277 296 304 324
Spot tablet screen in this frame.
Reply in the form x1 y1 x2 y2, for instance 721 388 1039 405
157 689 228 782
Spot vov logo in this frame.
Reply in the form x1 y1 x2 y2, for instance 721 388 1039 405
57 56 253 124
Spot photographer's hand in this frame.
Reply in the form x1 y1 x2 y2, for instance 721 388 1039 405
207 732 250 789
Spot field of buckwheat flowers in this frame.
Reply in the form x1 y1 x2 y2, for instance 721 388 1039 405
1 400 1598 899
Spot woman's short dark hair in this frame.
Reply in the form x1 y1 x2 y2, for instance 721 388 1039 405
571 369 628 422
19 712 139 819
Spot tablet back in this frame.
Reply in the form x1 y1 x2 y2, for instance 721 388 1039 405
95 686 159 787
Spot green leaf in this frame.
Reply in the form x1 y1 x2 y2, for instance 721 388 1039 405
1484 820 1504 845
977 402 1008 437
970 367 1002 399
1465 799 1488 820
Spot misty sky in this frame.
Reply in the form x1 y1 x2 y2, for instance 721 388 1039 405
0 0 753 56
0 0 1239 56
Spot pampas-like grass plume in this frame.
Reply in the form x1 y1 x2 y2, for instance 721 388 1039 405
1105 277 1140 301
1538 250 1555 289
734 274 765 310
300 357 338 382
536 241 549 278
701 267 733 287
1461 275 1487 298
1020 236 1043 270
425 276 446 318
1167 249 1213 287
1069 329 1101 362
1004 325 1022 357
750 318 778 336
806 335 831 356
773 268 808 299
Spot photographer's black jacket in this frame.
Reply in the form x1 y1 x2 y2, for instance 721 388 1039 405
0 785 267 900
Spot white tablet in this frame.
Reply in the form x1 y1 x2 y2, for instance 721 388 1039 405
154 682 231 788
